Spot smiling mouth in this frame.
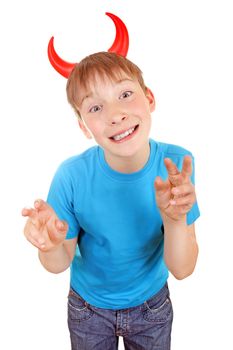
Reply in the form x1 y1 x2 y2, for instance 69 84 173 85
109 124 139 142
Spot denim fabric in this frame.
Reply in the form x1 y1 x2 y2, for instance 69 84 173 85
67 283 173 350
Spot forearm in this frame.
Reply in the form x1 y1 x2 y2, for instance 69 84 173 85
38 243 71 274
162 215 198 279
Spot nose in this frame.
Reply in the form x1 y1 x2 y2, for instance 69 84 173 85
105 105 129 125
111 114 127 125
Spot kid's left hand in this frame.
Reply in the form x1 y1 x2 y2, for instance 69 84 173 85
154 155 196 221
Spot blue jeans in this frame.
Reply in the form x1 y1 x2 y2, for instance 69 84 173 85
67 283 173 350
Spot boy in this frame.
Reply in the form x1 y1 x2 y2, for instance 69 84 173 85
22 51 200 350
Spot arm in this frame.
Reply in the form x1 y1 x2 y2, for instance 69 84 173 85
163 218 198 279
38 238 77 274
155 155 199 280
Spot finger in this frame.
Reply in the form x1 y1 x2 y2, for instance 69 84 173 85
171 183 195 197
164 158 180 176
34 199 53 213
174 204 193 215
34 199 56 224
164 158 182 186
39 220 68 252
24 224 46 249
22 207 35 217
22 207 30 217
22 207 39 226
181 155 193 179
26 235 45 250
169 193 196 206
154 177 171 210
154 176 170 193
164 206 193 218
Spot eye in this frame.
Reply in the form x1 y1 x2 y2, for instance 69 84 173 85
89 105 102 113
120 91 133 99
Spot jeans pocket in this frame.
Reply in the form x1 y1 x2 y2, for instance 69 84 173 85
68 289 94 322
142 292 173 324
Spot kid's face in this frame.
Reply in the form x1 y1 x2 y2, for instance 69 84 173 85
77 72 155 159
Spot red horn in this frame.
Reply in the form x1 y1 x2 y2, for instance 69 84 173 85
48 13 129 78
106 12 129 56
48 37 75 78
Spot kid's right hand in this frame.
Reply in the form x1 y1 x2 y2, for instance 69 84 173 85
22 199 68 252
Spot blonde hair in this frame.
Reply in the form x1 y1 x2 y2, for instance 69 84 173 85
66 51 147 119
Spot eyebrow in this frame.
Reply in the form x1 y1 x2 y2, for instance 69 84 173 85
80 78 134 107
116 78 134 84
80 92 94 107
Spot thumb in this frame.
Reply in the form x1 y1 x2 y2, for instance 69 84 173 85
47 219 68 245
55 219 68 234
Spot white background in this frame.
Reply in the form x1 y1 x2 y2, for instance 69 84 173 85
0 0 232 349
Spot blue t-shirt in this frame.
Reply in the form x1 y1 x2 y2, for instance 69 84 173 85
47 138 200 309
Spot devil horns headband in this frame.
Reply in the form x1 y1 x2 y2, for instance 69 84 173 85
47 12 129 79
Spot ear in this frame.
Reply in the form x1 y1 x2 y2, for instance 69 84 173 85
78 119 93 139
145 87 156 113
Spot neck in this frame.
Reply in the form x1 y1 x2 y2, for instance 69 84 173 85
104 141 150 174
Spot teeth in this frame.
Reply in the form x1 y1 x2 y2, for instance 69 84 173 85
113 127 135 141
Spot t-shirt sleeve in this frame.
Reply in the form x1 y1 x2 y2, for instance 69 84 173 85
186 155 200 225
46 164 80 239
